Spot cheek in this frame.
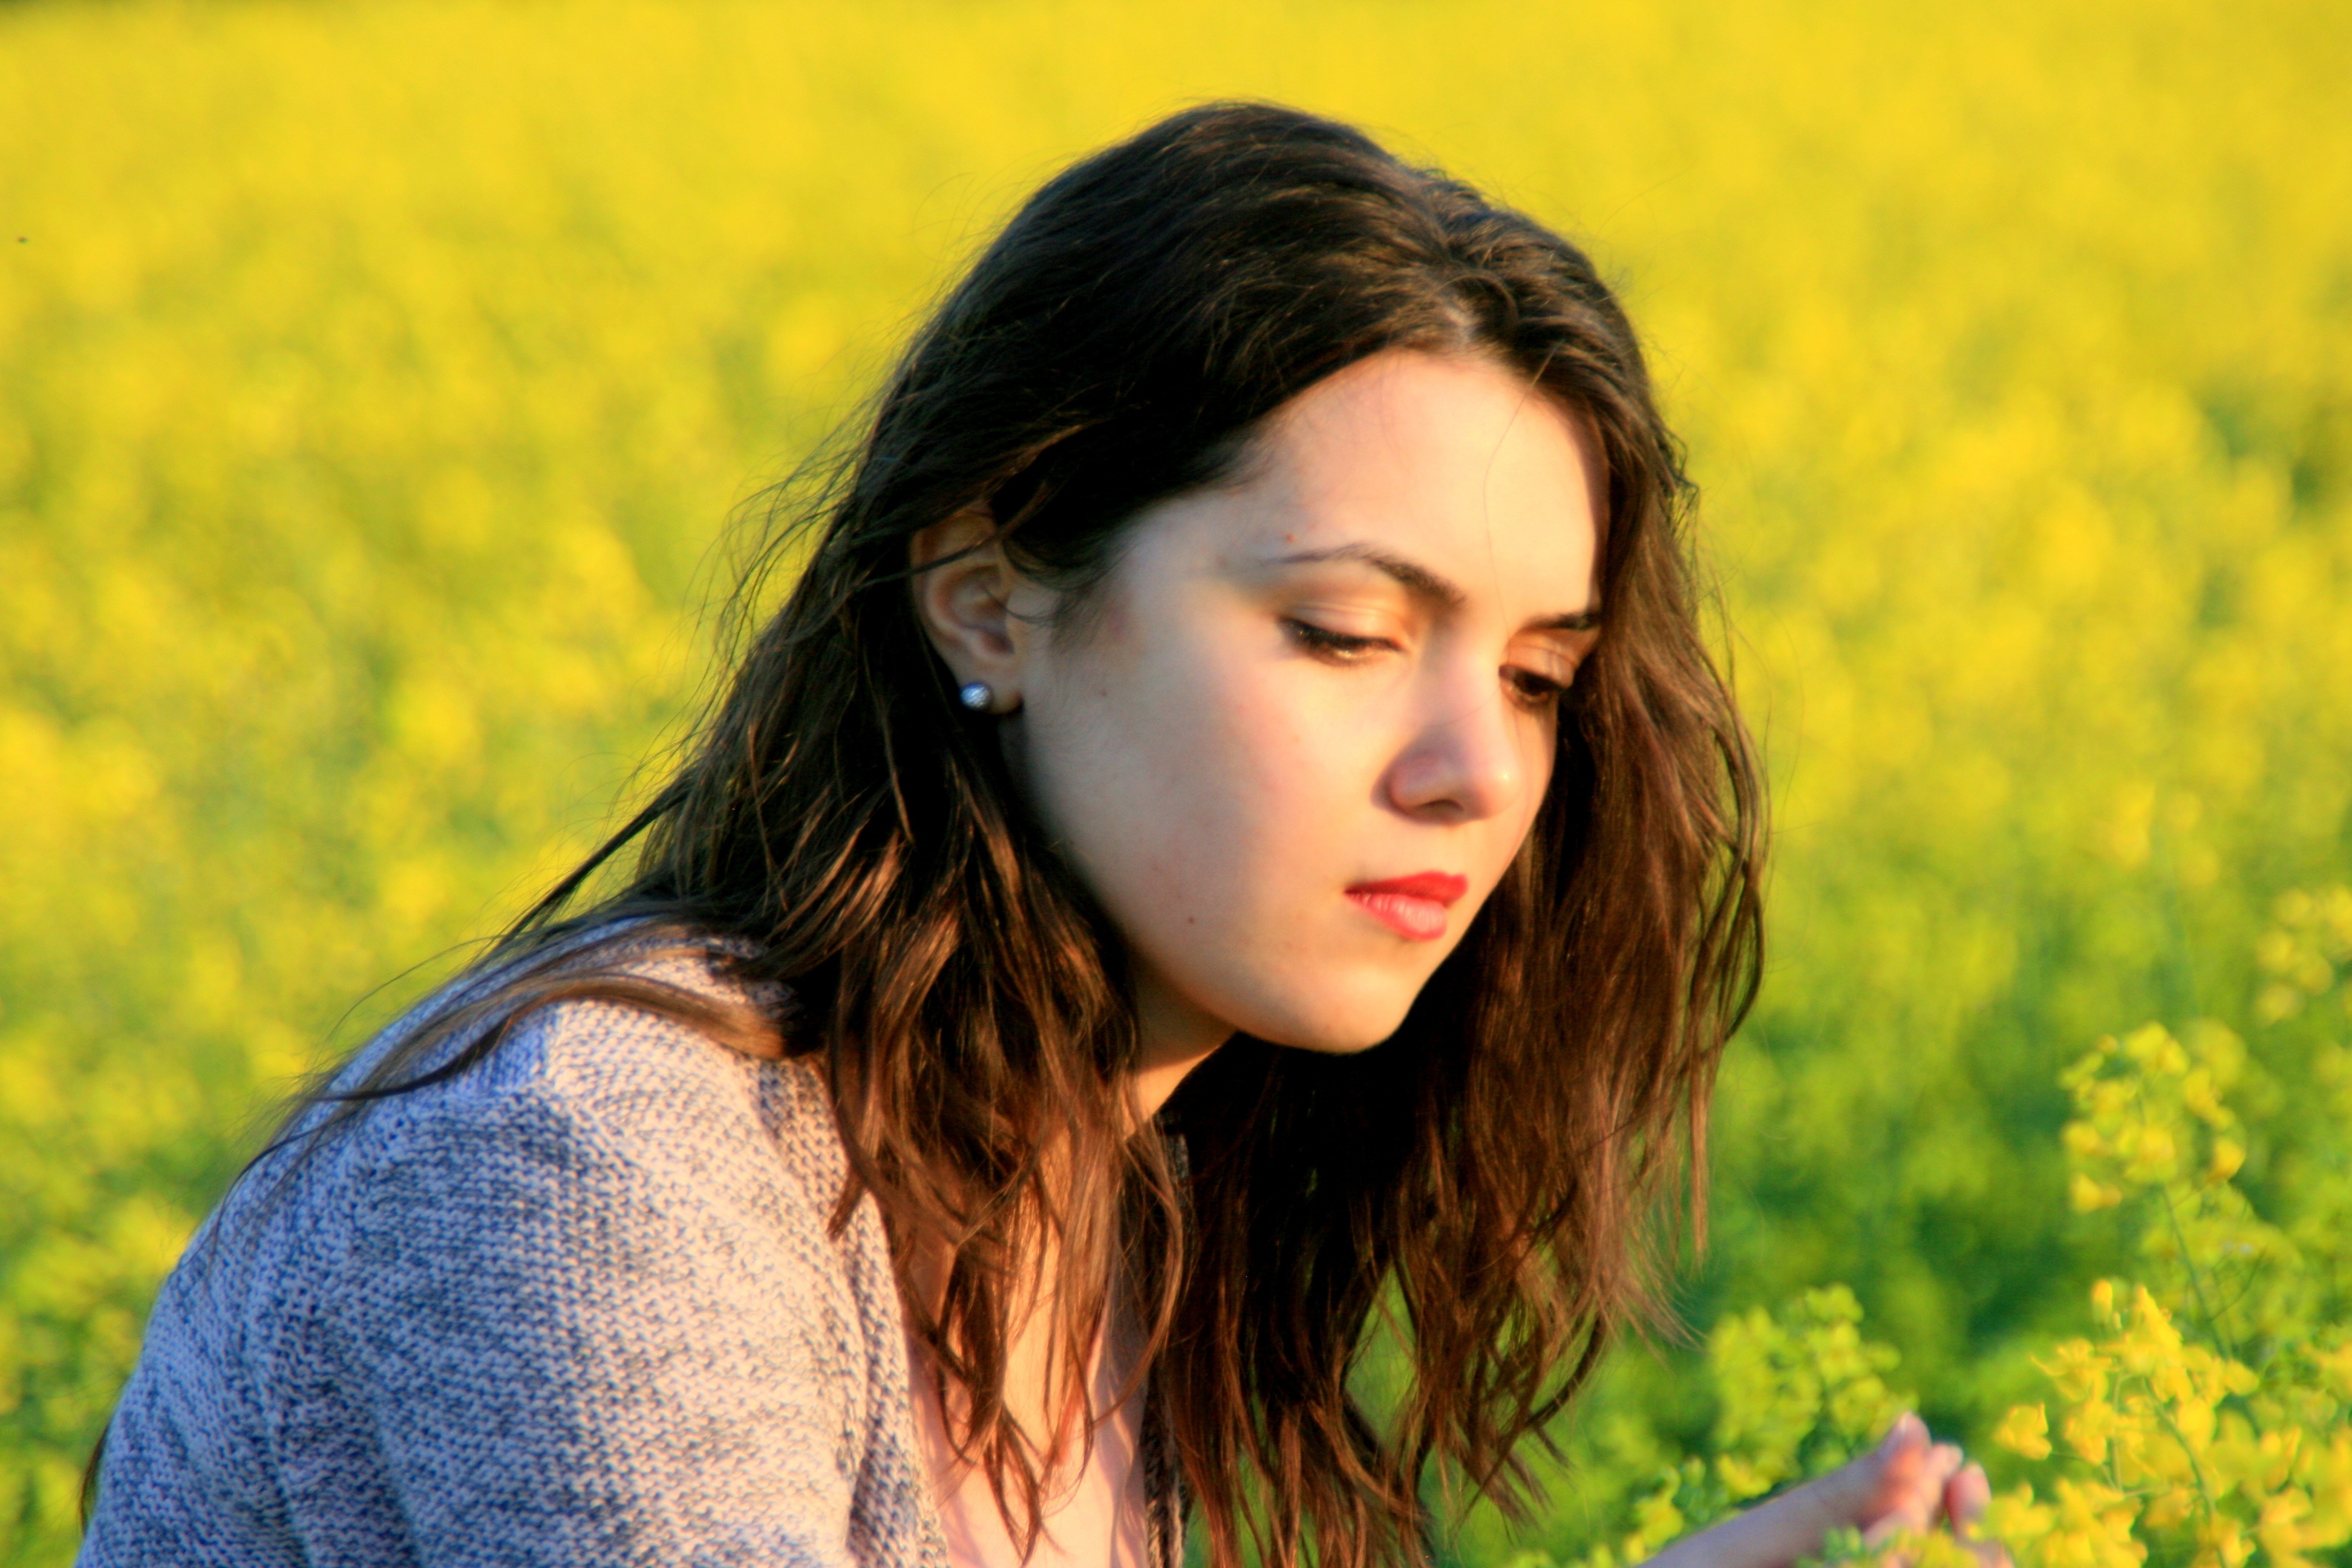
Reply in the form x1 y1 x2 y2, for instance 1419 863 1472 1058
1019 606 1552 1050
1061 633 1355 915
1482 725 1559 900
1027 634 1390 1025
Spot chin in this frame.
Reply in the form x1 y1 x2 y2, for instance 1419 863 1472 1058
1236 985 1421 1056
1273 1030 1400 1057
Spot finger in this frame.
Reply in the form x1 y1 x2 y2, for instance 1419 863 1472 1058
1866 1490 1935 1542
1926 1442 1967 1493
1946 1462 1991 1537
1869 1439 1965 1541
1828 1412 1923 1526
1874 1413 1932 1488
1881 1411 1929 1460
1896 1442 1962 1514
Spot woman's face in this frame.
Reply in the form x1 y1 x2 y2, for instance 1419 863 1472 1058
917 349 1602 1073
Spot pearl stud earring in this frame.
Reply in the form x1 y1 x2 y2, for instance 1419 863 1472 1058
958 681 995 712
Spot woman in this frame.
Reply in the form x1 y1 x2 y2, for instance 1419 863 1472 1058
81 102 1993 1568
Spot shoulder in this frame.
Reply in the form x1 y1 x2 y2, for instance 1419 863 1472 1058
316 925 850 1251
306 923 833 1187
96 924 915 1559
95 927 939 1564
292 928 901 1457
167 926 872 1348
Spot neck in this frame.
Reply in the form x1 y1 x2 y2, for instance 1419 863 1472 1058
1127 964 1231 1122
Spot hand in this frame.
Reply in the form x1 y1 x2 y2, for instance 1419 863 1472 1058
1646 1413 2008 1568
1813 1411 2003 1559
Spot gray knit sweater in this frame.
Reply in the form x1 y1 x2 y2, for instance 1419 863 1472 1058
80 932 1186 1567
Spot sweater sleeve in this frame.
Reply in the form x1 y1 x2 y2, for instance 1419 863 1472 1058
325 1066 869 1568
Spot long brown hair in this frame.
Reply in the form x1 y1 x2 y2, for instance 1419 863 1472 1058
251 102 1763 1568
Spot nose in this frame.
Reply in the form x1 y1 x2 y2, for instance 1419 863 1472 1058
1381 673 1532 823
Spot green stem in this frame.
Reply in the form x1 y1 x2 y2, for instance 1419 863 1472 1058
2157 1178 2237 1364
2143 1381 2219 1521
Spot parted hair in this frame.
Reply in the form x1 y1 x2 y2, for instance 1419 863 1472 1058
246 102 1764 1568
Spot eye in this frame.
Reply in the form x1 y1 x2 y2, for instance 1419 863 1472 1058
1504 665 1574 708
1284 618 1396 663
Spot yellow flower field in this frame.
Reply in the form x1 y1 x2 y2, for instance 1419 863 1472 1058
1 0 2346 1562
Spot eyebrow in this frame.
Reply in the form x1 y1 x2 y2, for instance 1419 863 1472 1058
1264 544 1602 632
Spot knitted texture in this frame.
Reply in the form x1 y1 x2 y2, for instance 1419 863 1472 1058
79 929 1178 1567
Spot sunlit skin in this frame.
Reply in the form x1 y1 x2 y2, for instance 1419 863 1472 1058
910 348 1999 1565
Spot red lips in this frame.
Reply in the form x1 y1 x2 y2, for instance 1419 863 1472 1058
1344 872 1469 941
1347 872 1469 904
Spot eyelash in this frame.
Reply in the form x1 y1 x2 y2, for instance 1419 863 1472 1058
1506 669 1572 708
1283 618 1391 661
1282 619 1574 709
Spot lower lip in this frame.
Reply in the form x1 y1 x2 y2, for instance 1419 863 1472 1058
1346 890 1452 942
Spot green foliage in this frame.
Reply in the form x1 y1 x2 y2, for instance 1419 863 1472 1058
1491 1293 1932 1568
1979 895 2352 1568
2 0 2348 1564
1523 1289 1909 1568
1707 1289 1910 1510
1501 896 2352 1568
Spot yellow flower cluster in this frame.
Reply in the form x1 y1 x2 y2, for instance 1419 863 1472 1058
2255 890 2352 1027
1515 893 2352 1568
1985 908 2352 1568
1986 1279 2352 1568
2060 1023 2251 1217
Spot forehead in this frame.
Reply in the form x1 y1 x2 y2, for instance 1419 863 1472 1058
1220 350 1602 603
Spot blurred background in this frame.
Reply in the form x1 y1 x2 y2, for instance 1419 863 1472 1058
2 0 2347 1561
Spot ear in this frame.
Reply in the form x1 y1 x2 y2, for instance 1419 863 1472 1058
908 506 1038 709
